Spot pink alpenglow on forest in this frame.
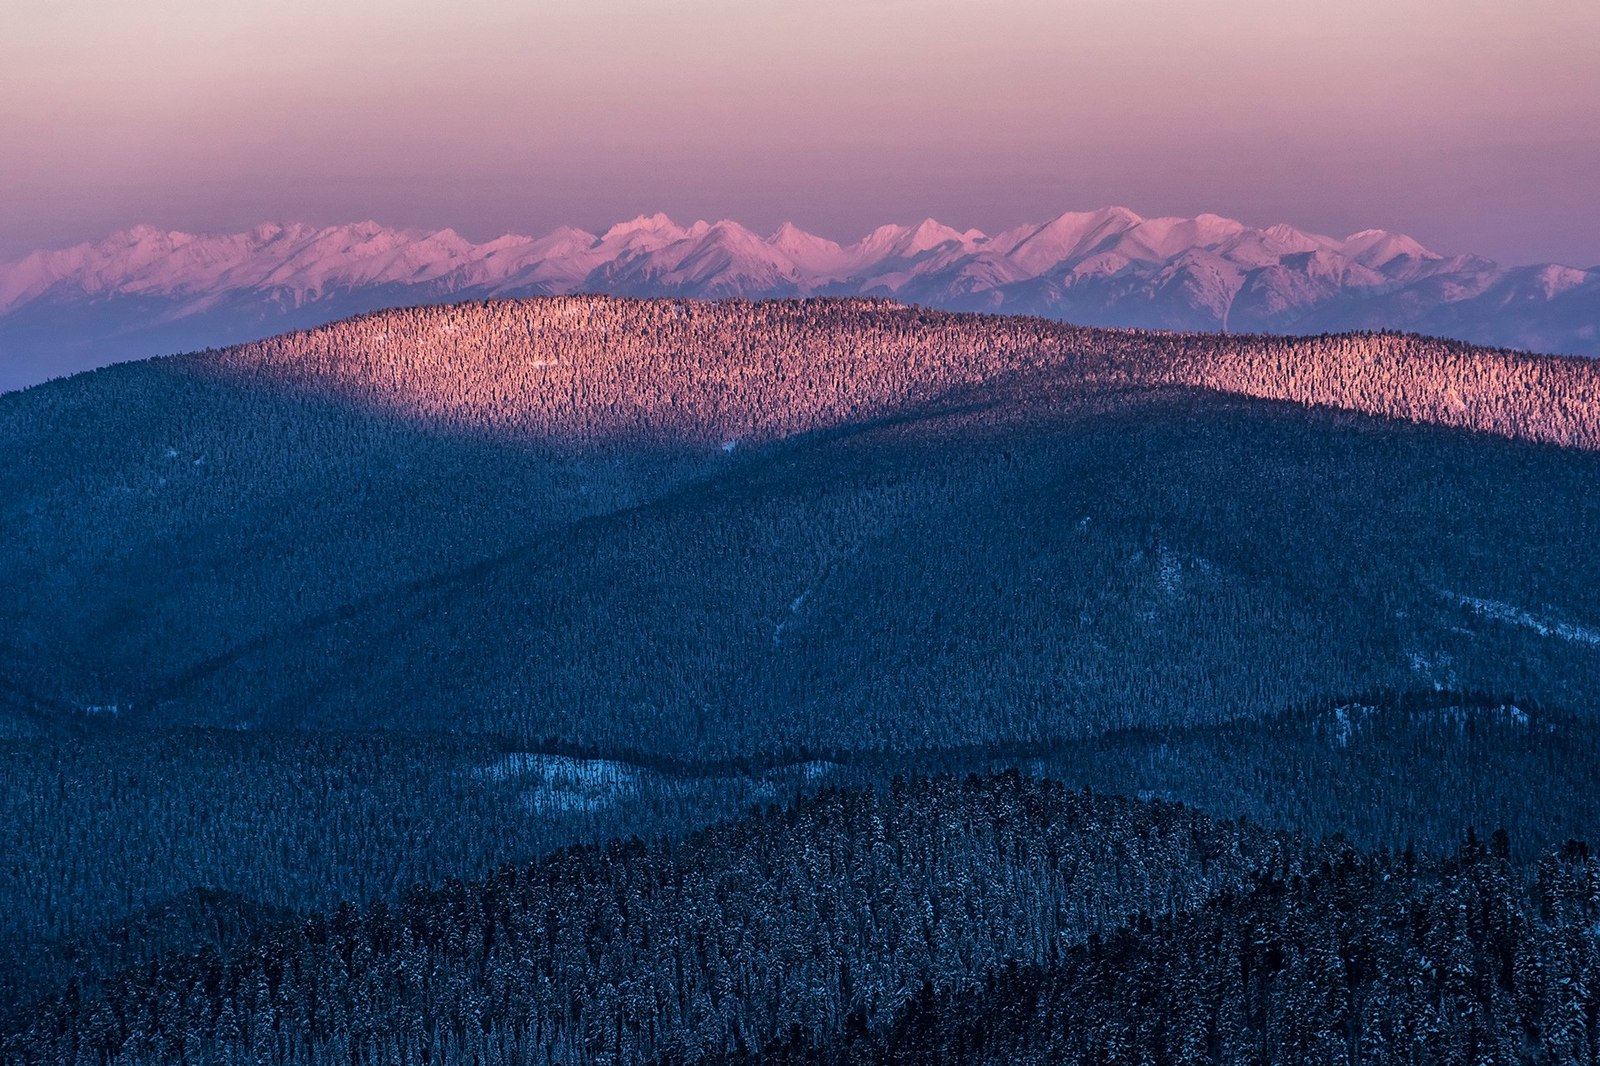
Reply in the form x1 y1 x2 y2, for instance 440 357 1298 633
2 0 1597 268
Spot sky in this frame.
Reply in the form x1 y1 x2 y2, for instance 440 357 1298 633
2 0 1597 265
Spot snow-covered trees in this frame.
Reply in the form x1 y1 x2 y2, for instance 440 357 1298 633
188 296 1600 450
10 777 1600 1066
3 776 1287 1066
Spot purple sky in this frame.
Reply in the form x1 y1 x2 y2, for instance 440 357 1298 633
3 0 1597 265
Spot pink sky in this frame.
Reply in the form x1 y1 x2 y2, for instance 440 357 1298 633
2 0 1597 265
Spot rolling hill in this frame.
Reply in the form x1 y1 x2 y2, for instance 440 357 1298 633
6 298 1600 755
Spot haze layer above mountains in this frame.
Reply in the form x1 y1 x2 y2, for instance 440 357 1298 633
3 206 1597 392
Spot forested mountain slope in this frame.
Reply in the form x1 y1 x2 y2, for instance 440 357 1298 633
186 297 1600 448
156 382 1600 758
1023 689 1600 861
11 775 1600 1066
3 775 1292 1066
739 832 1600 1065
5 298 1599 754
9 686 1600 1011
0 726 817 969
1 888 297 1025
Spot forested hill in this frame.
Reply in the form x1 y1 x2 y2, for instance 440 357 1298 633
172 296 1600 449
2 774 1292 1066
5 296 1600 757
730 831 1600 1066
9 774 1599 1066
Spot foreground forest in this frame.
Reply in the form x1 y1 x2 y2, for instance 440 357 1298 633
7 776 1600 1065
722 808 1600 1066
4 297 1600 1061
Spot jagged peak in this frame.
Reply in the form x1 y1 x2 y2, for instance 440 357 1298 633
854 217 969 259
326 219 390 238
250 222 290 243
702 219 762 241
768 221 828 244
601 212 684 242
1341 228 1438 262
1089 205 1144 226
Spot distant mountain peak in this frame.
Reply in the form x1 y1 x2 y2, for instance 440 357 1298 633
768 221 811 242
1340 228 1439 266
602 212 683 241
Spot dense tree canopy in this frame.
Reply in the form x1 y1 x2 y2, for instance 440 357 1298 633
6 297 1600 1062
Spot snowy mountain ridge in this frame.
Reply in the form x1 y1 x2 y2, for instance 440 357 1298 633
2 207 1596 391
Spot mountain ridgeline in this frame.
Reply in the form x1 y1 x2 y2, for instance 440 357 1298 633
5 296 1600 1061
2 208 1597 390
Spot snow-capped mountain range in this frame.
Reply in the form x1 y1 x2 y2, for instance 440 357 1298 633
3 207 1597 391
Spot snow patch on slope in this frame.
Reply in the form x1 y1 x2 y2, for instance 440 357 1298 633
479 754 641 812
1445 591 1600 646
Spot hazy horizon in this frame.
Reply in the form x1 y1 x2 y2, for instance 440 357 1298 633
3 0 1598 267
